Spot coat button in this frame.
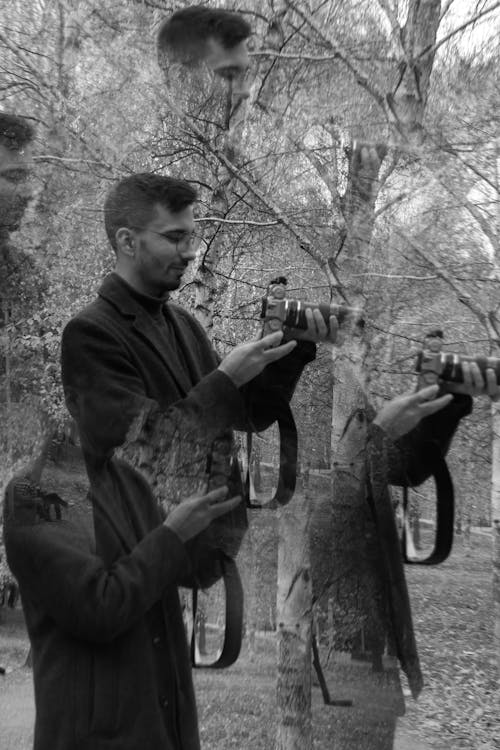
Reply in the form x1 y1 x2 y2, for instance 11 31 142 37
152 636 161 646
160 695 168 708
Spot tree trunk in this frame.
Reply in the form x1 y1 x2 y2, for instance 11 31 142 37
411 501 421 550
2 299 11 462
491 404 500 671
276 486 312 750
196 604 207 656
246 517 258 661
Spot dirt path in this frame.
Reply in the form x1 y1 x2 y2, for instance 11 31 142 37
0 608 34 750
1 668 34 750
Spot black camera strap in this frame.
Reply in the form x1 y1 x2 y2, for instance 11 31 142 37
245 401 298 509
402 445 454 565
190 555 244 669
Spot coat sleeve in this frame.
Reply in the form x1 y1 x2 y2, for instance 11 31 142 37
61 315 246 458
367 395 472 487
4 486 189 644
173 303 316 433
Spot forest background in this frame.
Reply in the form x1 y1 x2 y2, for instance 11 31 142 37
0 0 499 748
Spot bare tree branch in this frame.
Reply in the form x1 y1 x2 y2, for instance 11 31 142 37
284 0 387 111
195 217 280 227
416 0 500 61
251 49 398 62
439 0 458 22
394 228 499 343
374 192 408 217
160 89 347 297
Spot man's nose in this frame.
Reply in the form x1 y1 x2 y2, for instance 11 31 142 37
179 244 197 262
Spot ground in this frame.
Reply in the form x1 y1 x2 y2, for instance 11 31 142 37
0 531 498 749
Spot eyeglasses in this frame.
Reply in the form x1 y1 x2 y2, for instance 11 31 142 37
131 227 202 249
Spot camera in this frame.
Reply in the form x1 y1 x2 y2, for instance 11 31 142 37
260 277 363 338
415 330 500 388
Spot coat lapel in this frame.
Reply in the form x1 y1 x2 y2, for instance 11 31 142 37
131 308 192 395
98 274 192 396
164 304 211 383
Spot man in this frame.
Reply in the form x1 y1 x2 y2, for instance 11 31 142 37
0 111 34 237
4 452 240 750
157 5 252 106
0 112 39 308
156 8 499 748
0 111 40 636
59 171 333 749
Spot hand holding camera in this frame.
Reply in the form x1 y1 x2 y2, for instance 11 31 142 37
260 277 363 345
281 306 339 344
218 330 297 388
373 385 453 441
415 330 500 401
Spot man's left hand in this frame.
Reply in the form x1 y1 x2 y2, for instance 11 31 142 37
442 362 500 401
283 308 338 344
372 385 453 441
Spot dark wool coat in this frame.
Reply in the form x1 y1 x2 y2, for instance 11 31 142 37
4 468 197 750
309 390 472 716
49 272 315 750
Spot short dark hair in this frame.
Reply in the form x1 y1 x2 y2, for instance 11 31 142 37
0 112 34 150
157 5 251 66
104 173 197 251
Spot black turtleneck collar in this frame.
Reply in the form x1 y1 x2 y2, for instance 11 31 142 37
109 272 169 318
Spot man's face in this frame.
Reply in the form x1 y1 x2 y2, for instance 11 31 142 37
129 202 197 297
205 38 251 102
0 142 32 234
162 37 251 128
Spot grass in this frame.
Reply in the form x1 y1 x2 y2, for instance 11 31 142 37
193 529 498 749
0 529 498 749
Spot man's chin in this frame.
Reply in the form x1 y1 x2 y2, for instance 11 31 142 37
167 269 187 287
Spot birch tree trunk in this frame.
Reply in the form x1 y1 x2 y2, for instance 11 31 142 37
276 479 312 750
290 1 444 744
490 403 500 672
492 140 500 673
2 300 11 464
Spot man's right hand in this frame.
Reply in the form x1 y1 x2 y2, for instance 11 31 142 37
164 487 241 543
218 331 297 388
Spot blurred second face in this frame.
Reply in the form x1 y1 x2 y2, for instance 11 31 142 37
205 38 252 101
0 143 33 234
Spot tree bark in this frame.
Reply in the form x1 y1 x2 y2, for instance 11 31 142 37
491 404 500 671
276 488 312 750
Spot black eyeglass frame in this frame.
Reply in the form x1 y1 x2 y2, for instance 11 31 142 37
129 225 203 249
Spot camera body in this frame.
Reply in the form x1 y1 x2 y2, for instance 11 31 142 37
415 331 500 388
260 277 363 338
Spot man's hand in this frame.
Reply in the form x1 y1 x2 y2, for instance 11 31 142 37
441 362 500 401
164 487 241 543
372 385 454 441
283 308 339 344
218 331 297 388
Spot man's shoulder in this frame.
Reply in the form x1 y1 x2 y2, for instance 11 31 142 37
62 290 124 340
65 296 102 322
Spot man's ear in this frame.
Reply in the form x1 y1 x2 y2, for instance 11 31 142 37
115 227 135 258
